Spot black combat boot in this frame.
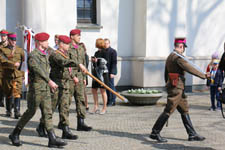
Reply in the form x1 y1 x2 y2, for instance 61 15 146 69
0 92 4 107
9 126 22 146
149 112 169 143
62 125 78 140
181 114 205 141
36 123 47 137
5 97 13 117
47 130 67 148
77 117 92 131
57 121 63 130
14 98 21 119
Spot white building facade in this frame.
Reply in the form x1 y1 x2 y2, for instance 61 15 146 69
1 0 225 90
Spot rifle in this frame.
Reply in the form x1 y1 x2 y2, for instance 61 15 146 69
86 71 128 102
56 50 128 102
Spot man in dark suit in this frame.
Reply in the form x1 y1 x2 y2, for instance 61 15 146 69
104 38 117 106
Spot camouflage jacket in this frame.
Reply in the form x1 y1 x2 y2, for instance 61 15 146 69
28 48 51 91
49 49 78 89
0 45 24 79
68 43 86 80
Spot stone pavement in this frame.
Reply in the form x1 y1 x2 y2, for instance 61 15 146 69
0 91 224 150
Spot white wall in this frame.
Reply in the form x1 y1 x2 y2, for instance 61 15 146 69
117 0 134 57
146 0 186 57
46 0 77 46
81 0 119 57
133 0 147 57
186 0 225 57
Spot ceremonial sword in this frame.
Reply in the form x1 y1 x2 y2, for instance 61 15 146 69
172 51 206 74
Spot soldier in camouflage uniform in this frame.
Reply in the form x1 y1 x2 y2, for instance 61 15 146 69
9 32 67 148
51 35 87 139
0 33 24 119
36 46 55 137
0 29 9 107
149 37 206 143
67 29 92 131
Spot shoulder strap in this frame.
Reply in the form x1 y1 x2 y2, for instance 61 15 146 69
55 50 68 59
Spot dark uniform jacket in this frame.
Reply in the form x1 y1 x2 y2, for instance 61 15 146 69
165 51 206 90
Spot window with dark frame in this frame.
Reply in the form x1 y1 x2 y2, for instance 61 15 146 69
77 0 96 24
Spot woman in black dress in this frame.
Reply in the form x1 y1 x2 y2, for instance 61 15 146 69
91 38 109 115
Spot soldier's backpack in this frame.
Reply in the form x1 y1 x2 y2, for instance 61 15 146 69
219 88 225 118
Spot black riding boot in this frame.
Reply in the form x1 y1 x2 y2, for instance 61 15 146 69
149 112 169 142
5 97 13 117
62 125 78 140
9 126 22 146
181 114 205 141
14 98 21 119
0 91 4 107
36 123 47 137
77 117 92 131
47 130 67 148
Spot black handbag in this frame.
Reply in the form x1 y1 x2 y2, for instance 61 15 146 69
219 88 225 118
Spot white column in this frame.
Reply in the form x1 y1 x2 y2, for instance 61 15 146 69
0 0 6 29
22 0 47 32
133 0 147 57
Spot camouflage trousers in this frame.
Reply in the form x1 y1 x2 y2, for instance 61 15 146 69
2 77 22 98
51 87 70 126
16 89 54 131
69 77 86 119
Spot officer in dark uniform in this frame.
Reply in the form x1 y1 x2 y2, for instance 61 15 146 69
149 37 207 142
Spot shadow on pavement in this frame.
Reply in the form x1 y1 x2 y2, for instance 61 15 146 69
189 104 211 111
0 127 37 137
95 129 215 150
149 143 216 150
0 118 39 128
0 135 47 148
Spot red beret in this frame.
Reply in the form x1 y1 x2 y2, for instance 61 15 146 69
0 29 8 35
58 35 71 44
8 32 17 41
35 32 50 41
70 29 81 36
174 37 187 47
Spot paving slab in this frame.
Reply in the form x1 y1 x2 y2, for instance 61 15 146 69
0 91 224 150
